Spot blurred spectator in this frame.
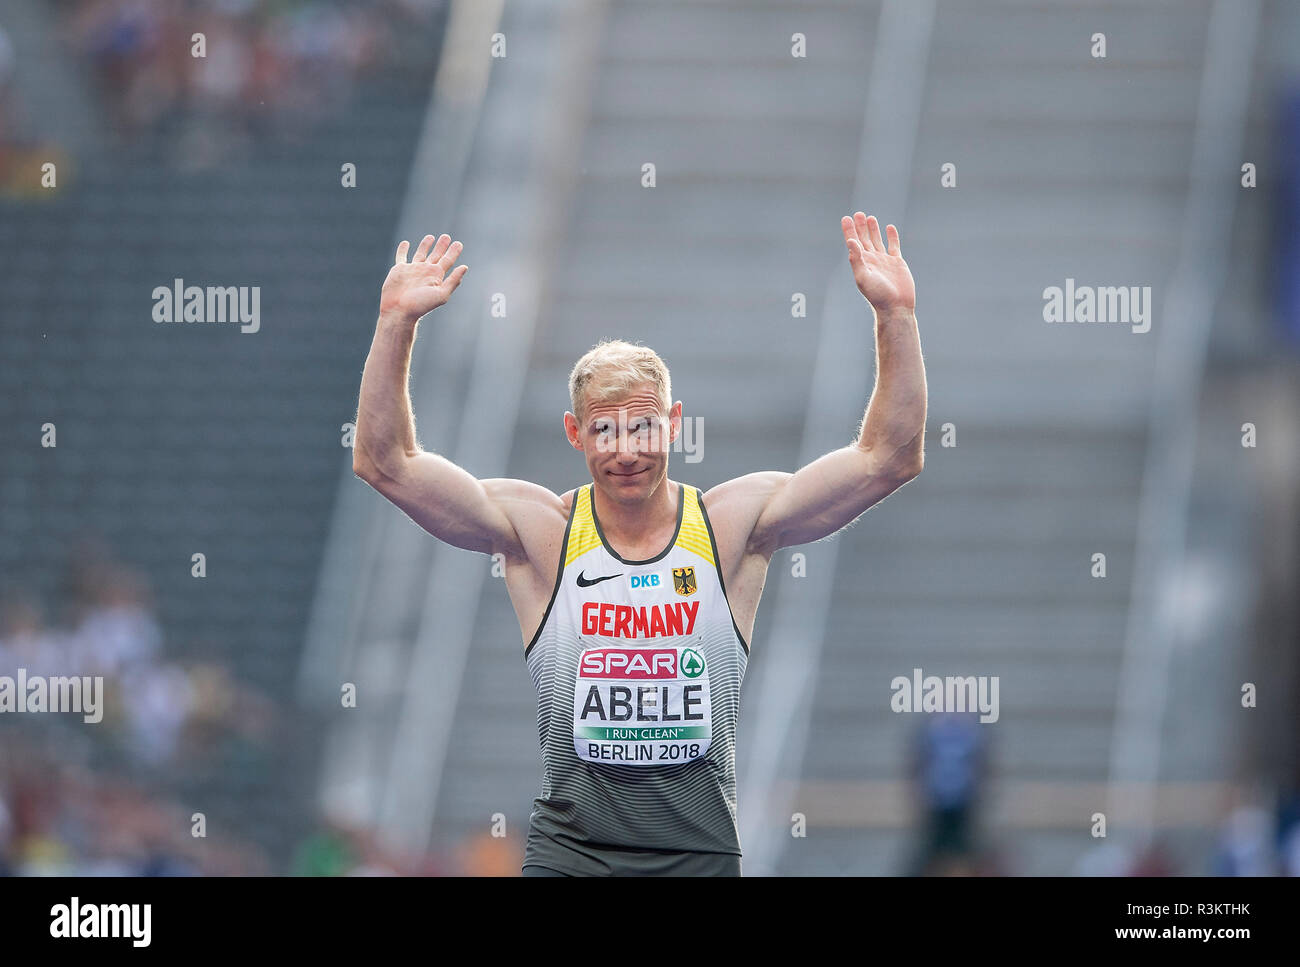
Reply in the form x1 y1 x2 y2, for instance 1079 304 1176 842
0 754 272 875
0 541 281 875
291 822 357 877
0 589 65 678
291 817 446 876
0 792 12 876
907 711 989 875
1212 801 1277 876
1127 838 1177 876
1074 841 1138 877
1281 822 1300 875
65 565 162 678
1276 786 1300 876
61 0 443 167
456 830 524 877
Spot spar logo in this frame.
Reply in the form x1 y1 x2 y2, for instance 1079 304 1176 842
580 648 678 679
680 648 704 678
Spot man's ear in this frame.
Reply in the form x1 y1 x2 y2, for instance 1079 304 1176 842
564 411 582 449
668 401 683 443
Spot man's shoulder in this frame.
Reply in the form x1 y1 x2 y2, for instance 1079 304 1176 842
699 472 791 560
559 485 582 514
700 472 789 512
478 479 572 560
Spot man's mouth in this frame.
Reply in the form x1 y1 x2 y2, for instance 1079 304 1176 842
609 468 648 477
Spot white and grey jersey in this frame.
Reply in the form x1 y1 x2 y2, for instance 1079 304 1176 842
522 482 750 873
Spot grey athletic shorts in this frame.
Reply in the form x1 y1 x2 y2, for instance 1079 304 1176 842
522 847 741 877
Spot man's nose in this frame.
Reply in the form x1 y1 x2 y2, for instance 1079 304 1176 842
615 431 643 458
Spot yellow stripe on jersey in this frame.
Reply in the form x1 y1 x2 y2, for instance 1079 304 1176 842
676 486 715 566
565 484 603 566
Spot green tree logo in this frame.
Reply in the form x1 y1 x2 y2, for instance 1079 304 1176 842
680 648 704 679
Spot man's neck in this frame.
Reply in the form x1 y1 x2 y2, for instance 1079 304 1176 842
593 477 678 552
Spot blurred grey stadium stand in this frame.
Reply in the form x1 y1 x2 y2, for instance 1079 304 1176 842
300 0 1297 875
0 4 449 867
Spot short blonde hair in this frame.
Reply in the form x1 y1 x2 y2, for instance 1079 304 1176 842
568 338 671 428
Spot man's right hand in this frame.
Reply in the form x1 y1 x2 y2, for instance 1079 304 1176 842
379 233 469 323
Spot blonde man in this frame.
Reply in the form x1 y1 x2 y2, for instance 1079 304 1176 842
353 213 926 876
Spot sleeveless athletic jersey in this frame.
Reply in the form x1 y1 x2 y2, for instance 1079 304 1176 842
522 481 750 876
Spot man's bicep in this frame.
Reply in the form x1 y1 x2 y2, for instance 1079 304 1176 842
361 451 532 557
750 445 915 550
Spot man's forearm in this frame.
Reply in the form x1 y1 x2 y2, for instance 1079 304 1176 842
855 306 927 470
354 311 421 478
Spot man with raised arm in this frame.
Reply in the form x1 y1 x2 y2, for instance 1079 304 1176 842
352 213 926 876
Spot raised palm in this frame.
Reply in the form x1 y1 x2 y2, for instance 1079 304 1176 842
380 233 469 320
843 213 915 312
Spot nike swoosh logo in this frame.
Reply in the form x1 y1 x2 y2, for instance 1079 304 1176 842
576 570 622 588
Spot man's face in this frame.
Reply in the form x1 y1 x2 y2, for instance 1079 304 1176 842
565 382 681 502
